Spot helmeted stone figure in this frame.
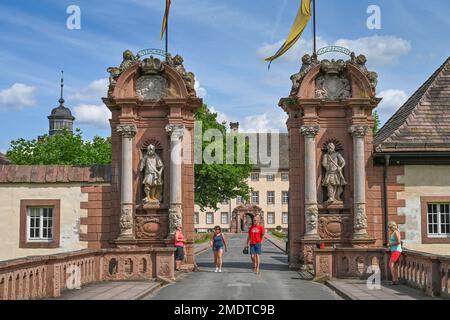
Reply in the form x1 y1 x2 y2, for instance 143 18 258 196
140 144 164 204
322 143 347 203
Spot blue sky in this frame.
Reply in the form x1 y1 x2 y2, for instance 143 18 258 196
1 0 449 152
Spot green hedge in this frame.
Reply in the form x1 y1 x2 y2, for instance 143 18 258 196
194 233 211 244
270 230 287 241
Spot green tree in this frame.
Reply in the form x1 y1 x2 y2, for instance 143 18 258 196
195 104 253 211
373 111 381 135
6 128 111 165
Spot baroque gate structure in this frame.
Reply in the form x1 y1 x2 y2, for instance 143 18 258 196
103 51 202 266
280 52 382 268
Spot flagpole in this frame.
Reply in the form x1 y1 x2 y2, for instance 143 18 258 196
165 0 169 61
313 0 317 54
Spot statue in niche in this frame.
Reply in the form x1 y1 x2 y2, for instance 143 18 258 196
140 144 164 205
322 143 347 204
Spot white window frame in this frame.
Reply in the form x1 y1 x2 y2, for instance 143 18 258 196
427 203 450 237
281 173 289 181
194 212 199 225
252 191 259 204
266 174 275 182
251 173 259 182
267 191 275 204
221 212 229 225
206 212 214 225
27 207 54 242
267 212 275 225
282 212 289 224
282 191 289 204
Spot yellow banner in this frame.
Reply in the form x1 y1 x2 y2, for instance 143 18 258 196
265 0 312 63
160 0 172 40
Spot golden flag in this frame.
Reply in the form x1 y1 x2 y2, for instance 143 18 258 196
265 0 312 63
160 0 172 40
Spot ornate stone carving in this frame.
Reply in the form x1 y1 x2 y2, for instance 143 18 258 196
322 143 347 203
305 204 319 234
318 216 350 239
166 54 197 97
117 124 137 138
301 244 314 266
349 125 369 138
165 124 185 140
107 67 121 94
120 49 138 72
300 125 320 138
169 204 182 234
140 57 164 75
135 216 167 239
139 144 164 205
119 207 133 237
347 54 378 91
315 59 351 99
136 75 168 101
354 203 368 231
290 54 318 97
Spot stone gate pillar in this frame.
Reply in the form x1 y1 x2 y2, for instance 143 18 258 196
301 125 320 238
350 125 369 239
166 124 185 235
117 124 137 239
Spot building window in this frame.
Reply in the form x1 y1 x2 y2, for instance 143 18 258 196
221 212 229 224
194 212 199 225
252 192 259 204
222 198 229 205
267 212 275 225
236 196 243 205
282 212 288 224
281 173 289 181
427 203 450 237
282 191 289 204
20 200 60 249
251 173 259 182
267 191 275 204
206 213 214 225
28 207 54 241
266 174 275 182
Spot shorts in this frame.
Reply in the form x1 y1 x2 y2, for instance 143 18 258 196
250 243 262 255
175 246 185 261
390 251 401 263
213 246 224 252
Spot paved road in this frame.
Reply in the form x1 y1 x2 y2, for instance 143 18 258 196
145 234 341 300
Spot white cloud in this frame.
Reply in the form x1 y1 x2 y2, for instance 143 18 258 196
240 111 288 133
209 106 228 125
73 104 111 129
194 79 207 99
0 83 36 110
377 89 409 124
70 79 108 102
257 35 411 67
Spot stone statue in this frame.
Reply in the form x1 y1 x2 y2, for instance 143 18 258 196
322 143 347 203
171 54 186 76
140 144 164 204
120 50 138 72
184 72 196 97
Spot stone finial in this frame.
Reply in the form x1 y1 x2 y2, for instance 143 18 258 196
117 124 137 138
349 125 369 138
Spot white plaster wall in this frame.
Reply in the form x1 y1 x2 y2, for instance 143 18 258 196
397 165 450 244
0 184 88 261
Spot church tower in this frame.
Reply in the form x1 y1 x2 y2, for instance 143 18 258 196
48 71 75 136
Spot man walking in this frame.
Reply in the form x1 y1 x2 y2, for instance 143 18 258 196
247 216 265 274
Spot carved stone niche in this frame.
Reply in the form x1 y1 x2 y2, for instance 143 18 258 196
315 59 352 99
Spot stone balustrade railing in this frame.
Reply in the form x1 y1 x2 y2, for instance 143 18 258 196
314 247 450 299
0 247 174 300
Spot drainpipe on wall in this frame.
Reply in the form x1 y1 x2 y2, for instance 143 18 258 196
383 154 391 246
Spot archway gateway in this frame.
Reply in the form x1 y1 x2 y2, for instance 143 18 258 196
103 50 202 271
279 52 381 269
230 204 264 233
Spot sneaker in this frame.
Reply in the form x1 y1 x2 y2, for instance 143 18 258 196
214 267 218 273
219 268 222 273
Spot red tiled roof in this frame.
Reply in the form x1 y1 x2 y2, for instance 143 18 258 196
0 153 11 165
374 57 450 152
0 165 111 184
